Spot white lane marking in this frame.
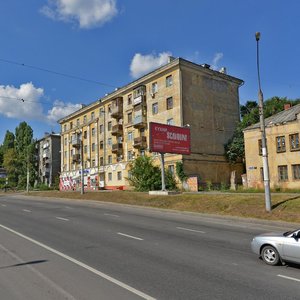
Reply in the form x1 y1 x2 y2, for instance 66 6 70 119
104 213 120 218
176 227 206 234
0 224 155 300
65 206 73 209
56 217 69 221
277 274 300 282
117 232 144 241
1 204 7 207
22 209 31 213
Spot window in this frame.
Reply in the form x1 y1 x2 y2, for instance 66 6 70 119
128 94 132 105
64 138 67 146
108 173 112 181
168 165 175 175
128 150 133 160
100 124 103 134
91 128 95 137
92 143 95 152
64 151 67 158
167 118 174 125
128 131 133 141
133 86 145 98
166 75 173 87
100 157 104 166
127 112 132 124
92 159 96 167
84 145 87 153
166 97 173 110
83 131 87 139
100 108 104 116
276 136 286 152
258 139 263 155
290 133 300 151
108 105 111 114
84 161 88 169
83 115 87 124
152 102 158 115
117 171 122 181
91 112 95 120
100 141 104 149
140 150 145 156
108 121 112 131
64 124 67 132
260 167 264 181
70 122 73 129
108 155 112 164
151 82 158 94
278 165 288 181
107 138 112 147
292 164 300 180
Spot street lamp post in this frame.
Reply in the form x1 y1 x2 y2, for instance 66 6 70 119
255 32 272 212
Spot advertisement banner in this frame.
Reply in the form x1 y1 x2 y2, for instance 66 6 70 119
149 122 191 154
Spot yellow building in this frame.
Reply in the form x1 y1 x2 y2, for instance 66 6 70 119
58 57 243 191
244 104 300 189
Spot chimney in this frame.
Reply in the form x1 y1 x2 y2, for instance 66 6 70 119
284 103 291 110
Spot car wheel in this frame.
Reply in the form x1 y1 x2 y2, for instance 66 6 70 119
261 245 280 266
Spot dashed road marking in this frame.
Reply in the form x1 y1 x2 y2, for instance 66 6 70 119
277 274 300 282
117 232 144 241
176 227 206 234
104 213 120 218
22 209 31 213
56 217 69 221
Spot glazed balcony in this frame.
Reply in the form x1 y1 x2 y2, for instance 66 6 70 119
133 115 147 128
133 136 147 149
111 124 123 136
71 135 81 148
111 97 123 119
112 143 123 154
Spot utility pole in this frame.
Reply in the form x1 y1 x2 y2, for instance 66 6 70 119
160 153 166 191
80 133 84 195
255 32 272 212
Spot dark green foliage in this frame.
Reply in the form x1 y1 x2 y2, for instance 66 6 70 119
176 161 188 182
128 156 177 191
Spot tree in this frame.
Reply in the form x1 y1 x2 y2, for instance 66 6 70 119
128 155 177 191
14 122 37 189
0 130 15 166
3 148 18 187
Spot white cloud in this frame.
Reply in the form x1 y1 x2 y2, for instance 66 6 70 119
41 0 118 29
46 100 82 123
130 52 172 78
0 83 44 120
211 52 224 70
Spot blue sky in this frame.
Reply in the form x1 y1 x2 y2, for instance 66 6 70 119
1 0 300 143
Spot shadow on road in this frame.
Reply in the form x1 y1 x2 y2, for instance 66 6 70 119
0 259 48 269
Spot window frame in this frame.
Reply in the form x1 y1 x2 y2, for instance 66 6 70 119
278 165 288 181
290 133 300 151
276 136 286 153
152 102 158 115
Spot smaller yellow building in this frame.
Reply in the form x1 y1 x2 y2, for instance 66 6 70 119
244 104 300 189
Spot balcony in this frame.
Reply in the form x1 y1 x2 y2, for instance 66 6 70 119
111 124 123 136
42 151 50 159
42 168 50 177
43 142 49 149
72 154 80 162
111 97 123 119
133 95 146 106
133 115 147 128
112 143 123 154
71 135 81 148
133 136 147 149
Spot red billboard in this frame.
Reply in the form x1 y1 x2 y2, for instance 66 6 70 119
149 122 191 154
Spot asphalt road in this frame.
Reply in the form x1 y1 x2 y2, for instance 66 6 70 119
1 194 300 300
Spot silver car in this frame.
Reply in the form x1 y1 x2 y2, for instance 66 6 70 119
251 228 300 265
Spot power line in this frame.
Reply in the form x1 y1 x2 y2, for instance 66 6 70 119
0 95 78 107
0 58 117 88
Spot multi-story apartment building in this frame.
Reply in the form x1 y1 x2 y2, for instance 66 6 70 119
244 104 300 189
37 133 61 187
59 57 243 191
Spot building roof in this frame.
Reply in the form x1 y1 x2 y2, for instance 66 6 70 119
58 57 244 124
244 103 300 131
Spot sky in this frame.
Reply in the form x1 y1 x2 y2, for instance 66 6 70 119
1 0 300 143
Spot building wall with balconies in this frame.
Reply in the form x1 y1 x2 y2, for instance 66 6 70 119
58 58 243 191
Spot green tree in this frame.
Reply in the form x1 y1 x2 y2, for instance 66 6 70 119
0 130 15 166
3 148 18 187
128 156 177 191
176 161 188 183
14 122 37 189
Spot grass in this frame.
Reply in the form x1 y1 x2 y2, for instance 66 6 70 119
15 190 300 224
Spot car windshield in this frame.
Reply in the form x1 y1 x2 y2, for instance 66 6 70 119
283 229 300 236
